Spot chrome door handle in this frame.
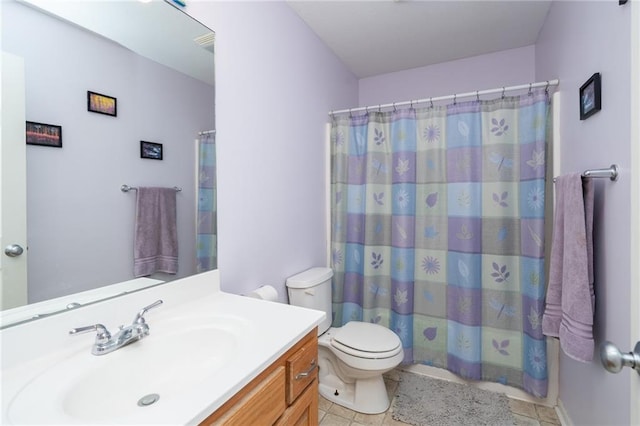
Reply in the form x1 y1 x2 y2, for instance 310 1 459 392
4 244 24 257
600 341 640 375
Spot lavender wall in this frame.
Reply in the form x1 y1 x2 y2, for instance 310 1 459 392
184 2 358 300
3 2 214 302
171 4 633 422
536 2 632 425
358 46 535 107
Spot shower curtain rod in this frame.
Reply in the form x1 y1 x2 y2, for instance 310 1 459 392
198 129 216 135
329 79 559 116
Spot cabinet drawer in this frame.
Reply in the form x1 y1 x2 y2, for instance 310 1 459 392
211 366 286 426
286 337 318 405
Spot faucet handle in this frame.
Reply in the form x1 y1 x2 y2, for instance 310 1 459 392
69 323 112 343
133 299 163 324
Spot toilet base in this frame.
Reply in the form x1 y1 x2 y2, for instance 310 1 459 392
318 373 390 414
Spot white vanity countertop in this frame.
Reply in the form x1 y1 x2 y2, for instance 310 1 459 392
0 270 325 425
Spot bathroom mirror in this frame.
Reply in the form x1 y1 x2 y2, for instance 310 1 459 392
1 0 215 324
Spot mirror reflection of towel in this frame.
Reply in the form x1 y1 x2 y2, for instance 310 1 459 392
542 174 594 362
134 187 178 277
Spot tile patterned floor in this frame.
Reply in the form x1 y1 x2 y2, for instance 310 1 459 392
318 370 562 426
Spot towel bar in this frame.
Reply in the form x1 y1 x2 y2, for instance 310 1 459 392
553 164 618 182
121 184 182 192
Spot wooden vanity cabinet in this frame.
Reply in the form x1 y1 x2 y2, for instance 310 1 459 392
201 328 319 426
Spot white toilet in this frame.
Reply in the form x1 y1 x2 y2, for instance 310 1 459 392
286 267 404 414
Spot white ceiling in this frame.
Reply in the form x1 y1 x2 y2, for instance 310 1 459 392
286 0 552 78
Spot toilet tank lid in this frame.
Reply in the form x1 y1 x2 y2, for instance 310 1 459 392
286 267 333 289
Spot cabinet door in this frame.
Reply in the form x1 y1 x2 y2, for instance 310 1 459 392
210 367 286 426
275 378 318 426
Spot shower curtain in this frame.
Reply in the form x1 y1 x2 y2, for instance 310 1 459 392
330 91 550 397
196 132 217 272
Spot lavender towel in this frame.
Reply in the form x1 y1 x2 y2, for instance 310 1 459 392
542 174 595 362
134 187 178 277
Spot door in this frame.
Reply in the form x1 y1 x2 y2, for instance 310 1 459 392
1 52 28 309
630 2 640 424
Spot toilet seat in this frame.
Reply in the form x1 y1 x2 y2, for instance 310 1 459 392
330 322 402 359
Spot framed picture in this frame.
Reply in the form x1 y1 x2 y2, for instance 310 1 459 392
140 141 163 160
26 121 62 148
87 91 117 116
579 73 601 120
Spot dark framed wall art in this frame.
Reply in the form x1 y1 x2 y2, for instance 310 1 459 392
579 73 601 120
26 121 62 148
140 141 163 160
87 91 117 116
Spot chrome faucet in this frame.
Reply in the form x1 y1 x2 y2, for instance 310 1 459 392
69 300 163 355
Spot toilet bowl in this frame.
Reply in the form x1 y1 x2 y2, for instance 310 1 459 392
286 267 404 414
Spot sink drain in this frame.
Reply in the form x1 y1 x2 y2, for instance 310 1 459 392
137 393 160 407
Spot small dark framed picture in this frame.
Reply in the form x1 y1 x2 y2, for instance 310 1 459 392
579 73 601 120
140 141 163 160
87 91 117 116
26 121 62 148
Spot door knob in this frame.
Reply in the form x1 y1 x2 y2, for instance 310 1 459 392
4 244 24 257
599 341 640 375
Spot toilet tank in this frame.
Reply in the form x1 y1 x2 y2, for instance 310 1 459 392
286 267 333 335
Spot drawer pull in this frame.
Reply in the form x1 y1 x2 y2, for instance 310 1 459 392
295 359 317 380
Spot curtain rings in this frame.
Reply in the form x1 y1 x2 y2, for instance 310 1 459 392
378 104 382 113
348 108 353 119
501 87 506 99
545 80 551 104
430 97 434 108
528 83 533 96
453 94 457 105
476 90 480 102
392 102 397 112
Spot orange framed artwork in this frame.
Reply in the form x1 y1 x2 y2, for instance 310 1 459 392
26 121 62 148
87 91 117 117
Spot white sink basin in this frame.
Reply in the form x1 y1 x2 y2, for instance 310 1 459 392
7 314 252 424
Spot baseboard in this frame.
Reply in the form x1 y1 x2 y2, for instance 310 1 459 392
555 399 573 426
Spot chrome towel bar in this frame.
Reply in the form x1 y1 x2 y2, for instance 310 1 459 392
553 164 618 182
121 184 182 192
581 164 618 181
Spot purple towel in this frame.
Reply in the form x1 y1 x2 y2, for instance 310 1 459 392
542 174 595 362
133 187 178 277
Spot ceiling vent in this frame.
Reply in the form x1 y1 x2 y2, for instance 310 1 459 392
194 32 215 53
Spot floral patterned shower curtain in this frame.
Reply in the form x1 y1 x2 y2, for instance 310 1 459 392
196 132 217 272
330 91 550 397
